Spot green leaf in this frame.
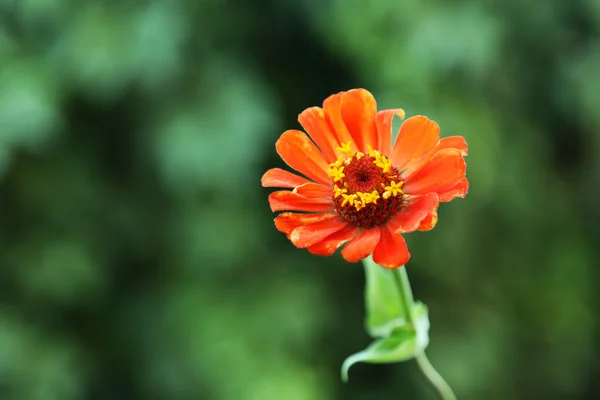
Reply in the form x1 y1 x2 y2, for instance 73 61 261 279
343 257 432 382
342 302 430 382
363 256 409 338
410 301 430 352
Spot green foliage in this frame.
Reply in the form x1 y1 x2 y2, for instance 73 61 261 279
342 258 429 382
364 256 408 338
342 301 429 382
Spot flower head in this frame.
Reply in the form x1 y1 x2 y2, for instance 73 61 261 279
261 89 468 269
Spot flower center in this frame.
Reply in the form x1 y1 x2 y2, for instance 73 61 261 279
328 143 405 228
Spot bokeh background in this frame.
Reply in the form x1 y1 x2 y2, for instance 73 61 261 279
1 0 599 399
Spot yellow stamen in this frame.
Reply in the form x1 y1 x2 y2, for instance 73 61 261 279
349 190 381 210
333 184 347 198
367 145 380 158
383 180 404 199
328 166 345 182
356 191 367 204
355 152 364 159
341 193 357 207
353 193 366 210
329 155 344 169
374 155 392 173
337 141 353 158
370 190 380 204
362 191 372 204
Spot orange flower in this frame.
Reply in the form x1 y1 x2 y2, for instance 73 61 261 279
261 89 468 269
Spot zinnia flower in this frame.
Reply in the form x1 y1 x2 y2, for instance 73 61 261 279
261 89 468 269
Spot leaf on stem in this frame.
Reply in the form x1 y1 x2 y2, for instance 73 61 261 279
342 256 431 382
341 302 430 382
364 256 406 338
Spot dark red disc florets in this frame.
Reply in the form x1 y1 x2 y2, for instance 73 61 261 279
328 149 406 229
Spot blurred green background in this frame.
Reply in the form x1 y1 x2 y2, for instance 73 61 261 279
0 0 599 399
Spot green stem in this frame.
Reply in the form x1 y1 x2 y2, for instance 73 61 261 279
392 267 415 324
392 268 457 400
415 352 457 400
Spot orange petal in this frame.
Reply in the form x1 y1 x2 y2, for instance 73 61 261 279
417 210 438 231
298 107 340 163
261 168 312 188
403 149 466 196
403 135 468 178
341 227 381 263
374 109 405 157
290 217 348 248
307 225 360 256
340 89 378 153
387 210 427 234
438 177 469 202
438 136 468 156
276 130 330 184
293 182 333 198
415 193 440 231
372 225 410 269
323 92 357 152
268 191 333 212
387 192 439 233
274 212 338 239
391 116 440 172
